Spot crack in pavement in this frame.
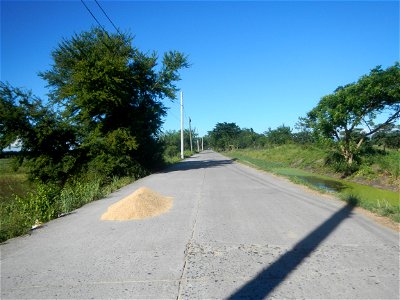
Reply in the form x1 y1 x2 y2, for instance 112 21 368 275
176 168 206 300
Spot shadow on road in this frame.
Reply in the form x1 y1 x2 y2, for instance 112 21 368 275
161 158 233 173
227 204 355 300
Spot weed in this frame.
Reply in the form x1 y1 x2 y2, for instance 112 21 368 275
0 174 136 243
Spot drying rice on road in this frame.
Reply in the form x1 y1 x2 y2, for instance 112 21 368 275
101 187 173 221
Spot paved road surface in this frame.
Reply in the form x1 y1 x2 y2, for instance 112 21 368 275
1 151 399 299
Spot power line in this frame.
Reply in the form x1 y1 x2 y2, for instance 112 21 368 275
94 0 122 36
80 0 108 34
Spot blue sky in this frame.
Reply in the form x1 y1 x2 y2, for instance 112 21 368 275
1 1 399 137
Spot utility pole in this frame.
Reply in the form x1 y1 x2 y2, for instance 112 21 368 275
189 117 193 153
197 139 200 152
180 91 184 159
202 137 204 151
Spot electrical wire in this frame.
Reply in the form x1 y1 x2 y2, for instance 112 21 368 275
80 0 108 34
94 0 122 36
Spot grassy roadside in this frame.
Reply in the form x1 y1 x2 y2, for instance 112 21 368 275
0 158 136 242
0 152 191 243
225 146 399 223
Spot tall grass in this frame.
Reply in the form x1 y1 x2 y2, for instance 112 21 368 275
0 174 134 243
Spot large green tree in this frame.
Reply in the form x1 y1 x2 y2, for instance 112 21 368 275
208 122 242 150
302 63 400 169
40 28 188 173
1 27 188 182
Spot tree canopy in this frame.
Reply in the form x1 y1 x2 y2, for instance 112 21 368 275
208 122 242 150
1 27 188 182
301 63 400 168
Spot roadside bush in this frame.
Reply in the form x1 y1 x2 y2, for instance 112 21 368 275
0 183 59 242
17 183 59 223
324 151 360 175
58 177 102 214
0 174 136 243
373 151 400 178
0 202 30 242
164 145 179 158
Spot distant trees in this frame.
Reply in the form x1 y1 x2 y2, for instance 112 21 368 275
208 122 242 151
207 122 314 150
371 125 400 150
0 27 188 183
237 128 264 149
160 129 198 158
207 122 298 150
301 63 400 169
264 125 292 145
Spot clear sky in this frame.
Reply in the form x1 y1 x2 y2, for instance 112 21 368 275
1 0 399 136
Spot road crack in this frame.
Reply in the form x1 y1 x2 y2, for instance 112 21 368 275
176 168 206 300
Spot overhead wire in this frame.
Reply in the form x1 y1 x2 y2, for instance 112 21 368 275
80 0 108 34
80 0 187 132
94 0 122 36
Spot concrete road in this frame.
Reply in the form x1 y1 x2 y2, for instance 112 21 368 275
1 151 398 299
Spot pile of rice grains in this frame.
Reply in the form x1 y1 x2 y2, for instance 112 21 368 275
101 187 173 221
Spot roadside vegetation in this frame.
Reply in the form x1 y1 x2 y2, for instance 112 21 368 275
0 27 189 242
160 129 198 164
224 146 399 222
206 63 399 223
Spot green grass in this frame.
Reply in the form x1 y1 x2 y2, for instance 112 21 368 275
163 150 196 166
0 157 137 242
0 158 32 205
352 149 400 184
1 151 190 242
226 147 400 223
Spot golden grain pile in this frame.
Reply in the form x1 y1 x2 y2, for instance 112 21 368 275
101 187 173 221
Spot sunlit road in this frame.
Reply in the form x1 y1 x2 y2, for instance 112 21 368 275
1 151 398 299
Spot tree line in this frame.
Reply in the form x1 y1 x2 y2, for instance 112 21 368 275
206 63 400 175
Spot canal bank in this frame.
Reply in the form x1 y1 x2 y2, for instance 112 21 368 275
225 151 399 224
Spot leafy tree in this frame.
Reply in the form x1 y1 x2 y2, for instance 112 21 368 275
0 82 77 182
264 124 293 145
159 129 197 158
208 122 241 150
292 131 316 145
1 27 188 182
238 128 265 148
40 27 188 176
302 63 400 171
